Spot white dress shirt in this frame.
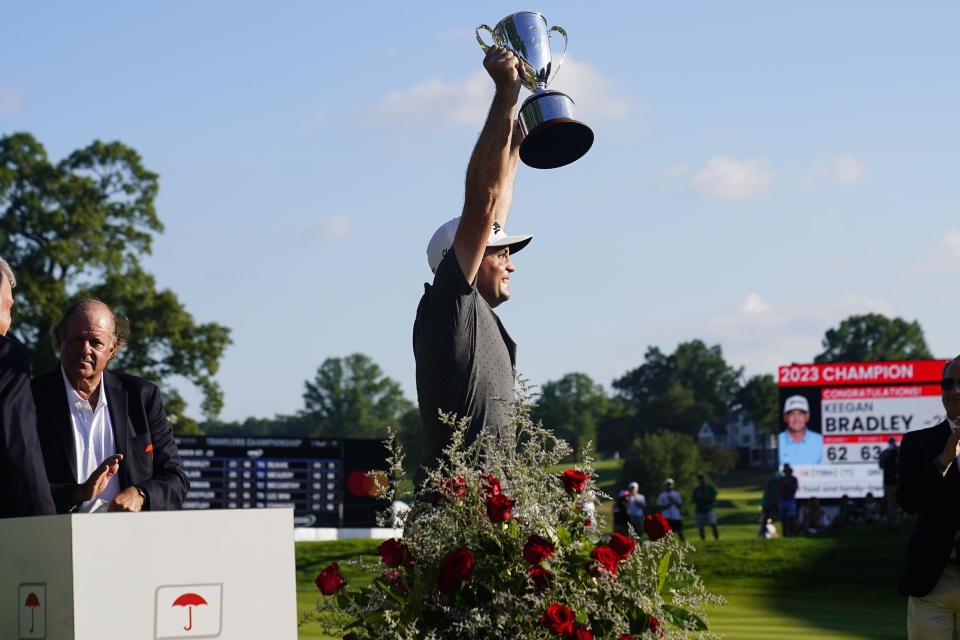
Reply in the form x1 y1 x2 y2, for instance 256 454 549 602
657 489 683 520
60 366 119 511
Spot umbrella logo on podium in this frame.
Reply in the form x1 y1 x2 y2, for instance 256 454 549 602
24 593 40 632
155 584 222 639
18 583 45 639
172 593 207 631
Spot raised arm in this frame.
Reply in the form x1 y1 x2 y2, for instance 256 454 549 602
494 120 524 228
454 45 522 284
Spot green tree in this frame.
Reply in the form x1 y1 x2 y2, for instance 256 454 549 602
735 374 780 434
302 353 413 438
532 372 608 460
396 407 423 475
0 132 230 431
697 443 739 477
594 397 636 457
202 413 317 437
617 430 702 505
612 340 743 437
814 313 932 363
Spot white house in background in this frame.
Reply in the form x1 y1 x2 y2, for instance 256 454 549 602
697 411 777 468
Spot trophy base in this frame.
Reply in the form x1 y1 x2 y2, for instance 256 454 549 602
520 119 594 169
518 90 594 169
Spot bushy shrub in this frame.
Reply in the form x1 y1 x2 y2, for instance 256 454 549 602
304 382 722 639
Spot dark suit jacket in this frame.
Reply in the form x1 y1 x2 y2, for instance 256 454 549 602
32 367 189 513
0 336 56 518
896 421 960 596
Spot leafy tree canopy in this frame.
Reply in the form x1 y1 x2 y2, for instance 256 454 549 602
0 132 231 432
735 374 780 434
612 340 743 436
302 353 413 439
532 372 608 460
814 313 932 363
617 430 702 502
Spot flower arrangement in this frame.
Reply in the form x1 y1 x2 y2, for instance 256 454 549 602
305 382 722 639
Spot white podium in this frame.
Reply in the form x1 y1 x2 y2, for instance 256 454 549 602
0 509 296 640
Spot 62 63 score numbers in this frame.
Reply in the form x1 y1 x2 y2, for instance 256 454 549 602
825 445 884 463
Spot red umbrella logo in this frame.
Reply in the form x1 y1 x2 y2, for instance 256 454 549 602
172 592 207 631
24 592 40 633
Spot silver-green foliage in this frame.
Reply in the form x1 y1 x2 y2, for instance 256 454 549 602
308 380 723 639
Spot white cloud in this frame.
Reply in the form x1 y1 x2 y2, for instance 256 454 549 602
358 71 491 127
687 156 776 201
0 88 24 116
548 57 634 123
831 155 865 184
704 293 895 377
741 292 770 313
304 215 353 239
804 155 866 188
909 229 960 275
356 55 640 129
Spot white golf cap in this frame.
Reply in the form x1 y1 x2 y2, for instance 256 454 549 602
426 217 533 273
783 395 810 413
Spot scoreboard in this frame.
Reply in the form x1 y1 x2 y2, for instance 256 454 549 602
174 436 390 527
778 359 947 498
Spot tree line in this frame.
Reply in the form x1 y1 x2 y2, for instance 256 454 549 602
0 133 937 488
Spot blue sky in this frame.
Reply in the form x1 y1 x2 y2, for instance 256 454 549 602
3 2 958 421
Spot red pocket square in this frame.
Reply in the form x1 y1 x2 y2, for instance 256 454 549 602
145 444 154 459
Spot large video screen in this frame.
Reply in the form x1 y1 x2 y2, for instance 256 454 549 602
777 359 947 498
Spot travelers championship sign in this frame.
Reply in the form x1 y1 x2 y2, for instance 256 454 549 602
777 359 948 499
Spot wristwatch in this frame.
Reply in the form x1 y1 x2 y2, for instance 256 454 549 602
136 486 148 508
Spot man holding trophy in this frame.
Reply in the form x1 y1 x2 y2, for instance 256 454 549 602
412 44 533 486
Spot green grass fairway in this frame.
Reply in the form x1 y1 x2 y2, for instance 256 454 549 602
295 475 911 639
708 586 904 639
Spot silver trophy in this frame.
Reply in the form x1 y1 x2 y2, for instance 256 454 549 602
476 11 593 169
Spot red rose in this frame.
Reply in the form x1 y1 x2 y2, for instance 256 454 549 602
315 562 346 595
437 547 474 593
378 538 413 567
559 469 588 494
618 636 636 640
527 566 552 593
442 476 467 500
523 534 556 565
485 493 514 522
382 569 409 596
569 625 594 640
541 603 575 635
480 474 501 496
644 513 673 541
607 532 637 559
588 544 620 577
648 615 663 636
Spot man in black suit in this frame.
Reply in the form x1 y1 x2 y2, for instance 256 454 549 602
32 299 188 513
0 257 56 518
897 355 960 638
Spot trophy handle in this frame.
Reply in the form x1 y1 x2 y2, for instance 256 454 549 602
548 25 569 85
476 24 496 52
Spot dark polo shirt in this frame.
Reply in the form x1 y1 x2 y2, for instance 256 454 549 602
413 247 516 486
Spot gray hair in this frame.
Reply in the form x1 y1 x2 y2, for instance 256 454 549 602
0 257 16 289
51 298 130 353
